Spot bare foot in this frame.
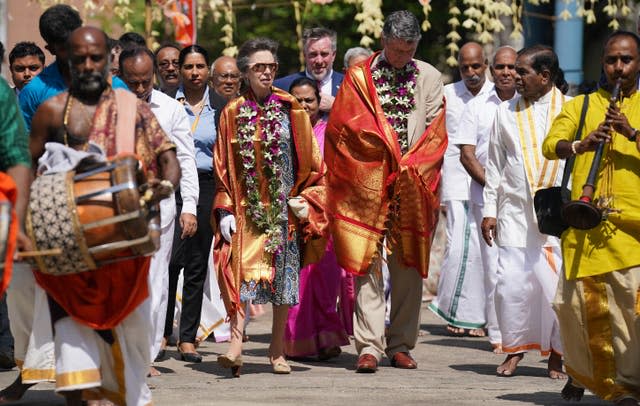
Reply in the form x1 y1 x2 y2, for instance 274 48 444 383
468 328 486 337
547 352 567 380
492 344 504 354
496 353 524 376
0 375 34 404
148 366 161 377
561 378 584 401
446 325 465 336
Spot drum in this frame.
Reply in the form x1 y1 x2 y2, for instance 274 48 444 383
26 155 161 275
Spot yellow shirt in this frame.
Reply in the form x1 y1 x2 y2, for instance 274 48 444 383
542 88 640 279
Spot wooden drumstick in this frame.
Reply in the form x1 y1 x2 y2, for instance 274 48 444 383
17 248 63 258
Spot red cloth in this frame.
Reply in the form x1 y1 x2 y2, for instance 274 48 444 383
34 257 150 330
0 173 17 296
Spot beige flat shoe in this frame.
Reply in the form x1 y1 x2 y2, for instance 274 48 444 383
271 359 291 374
217 354 242 368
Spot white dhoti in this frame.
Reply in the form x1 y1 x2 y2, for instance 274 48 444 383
7 262 55 383
148 200 175 360
495 245 562 355
471 203 500 345
172 239 230 342
54 299 152 406
428 200 485 329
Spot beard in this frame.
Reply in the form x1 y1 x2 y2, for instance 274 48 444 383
70 63 110 97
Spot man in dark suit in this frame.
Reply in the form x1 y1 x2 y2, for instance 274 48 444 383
273 27 343 112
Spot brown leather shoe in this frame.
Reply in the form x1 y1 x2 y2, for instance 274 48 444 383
355 354 378 373
390 352 417 369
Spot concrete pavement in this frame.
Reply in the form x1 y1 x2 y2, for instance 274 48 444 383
0 302 608 405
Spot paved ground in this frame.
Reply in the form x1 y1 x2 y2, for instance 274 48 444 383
0 302 608 406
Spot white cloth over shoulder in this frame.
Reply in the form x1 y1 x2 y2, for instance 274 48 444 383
37 142 106 175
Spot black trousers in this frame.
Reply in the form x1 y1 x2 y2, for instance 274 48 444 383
164 171 215 343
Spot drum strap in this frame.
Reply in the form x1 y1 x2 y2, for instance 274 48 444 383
114 89 137 154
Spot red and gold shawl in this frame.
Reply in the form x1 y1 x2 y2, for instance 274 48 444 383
34 88 176 329
325 57 447 277
213 87 328 317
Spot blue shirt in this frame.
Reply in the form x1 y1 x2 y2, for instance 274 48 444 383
175 86 217 172
19 61 129 132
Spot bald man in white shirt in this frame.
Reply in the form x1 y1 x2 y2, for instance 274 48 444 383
451 47 518 353
429 42 491 338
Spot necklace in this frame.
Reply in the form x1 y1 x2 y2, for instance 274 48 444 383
236 93 288 255
371 59 419 154
63 95 92 151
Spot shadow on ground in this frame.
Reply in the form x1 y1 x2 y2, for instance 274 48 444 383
497 391 608 405
422 337 493 352
451 363 549 378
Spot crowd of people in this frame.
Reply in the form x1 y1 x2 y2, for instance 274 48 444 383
0 4 638 406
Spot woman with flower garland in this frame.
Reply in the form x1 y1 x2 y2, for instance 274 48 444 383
213 38 328 376
283 77 349 361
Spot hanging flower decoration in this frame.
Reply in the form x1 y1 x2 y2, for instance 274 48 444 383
37 0 637 67
236 94 289 255
371 59 419 155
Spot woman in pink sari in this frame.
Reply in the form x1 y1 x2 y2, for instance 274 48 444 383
284 77 350 360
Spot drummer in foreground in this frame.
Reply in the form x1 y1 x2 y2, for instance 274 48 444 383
28 26 180 406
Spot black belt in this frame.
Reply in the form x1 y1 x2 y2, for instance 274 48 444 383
197 169 214 178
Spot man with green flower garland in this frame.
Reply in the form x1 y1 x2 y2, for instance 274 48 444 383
325 9 446 373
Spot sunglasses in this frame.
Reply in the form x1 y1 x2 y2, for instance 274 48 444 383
249 63 278 73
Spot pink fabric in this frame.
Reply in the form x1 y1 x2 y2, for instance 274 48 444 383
313 118 327 156
284 118 349 357
284 239 349 357
338 269 355 335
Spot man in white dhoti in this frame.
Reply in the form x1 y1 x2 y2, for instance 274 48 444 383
453 46 518 352
28 27 180 405
428 42 491 337
481 45 567 378
118 46 199 376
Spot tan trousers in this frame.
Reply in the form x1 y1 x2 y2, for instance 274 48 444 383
553 266 640 402
355 251 423 361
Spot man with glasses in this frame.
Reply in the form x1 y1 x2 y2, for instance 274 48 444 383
156 43 181 96
210 56 241 101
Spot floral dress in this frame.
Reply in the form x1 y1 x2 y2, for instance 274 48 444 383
239 110 300 306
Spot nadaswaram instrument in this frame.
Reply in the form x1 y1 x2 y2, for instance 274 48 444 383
561 78 622 230
26 154 160 275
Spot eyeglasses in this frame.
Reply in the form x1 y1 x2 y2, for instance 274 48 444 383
158 60 179 69
249 63 278 73
216 72 241 80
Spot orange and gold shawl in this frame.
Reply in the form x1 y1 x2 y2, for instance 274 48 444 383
213 88 328 317
325 57 447 277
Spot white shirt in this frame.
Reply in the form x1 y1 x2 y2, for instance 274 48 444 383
305 68 334 95
482 88 569 248
149 89 199 226
442 79 493 201
455 87 516 205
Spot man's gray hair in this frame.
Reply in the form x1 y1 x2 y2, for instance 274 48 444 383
343 47 372 69
382 10 422 42
303 27 337 53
